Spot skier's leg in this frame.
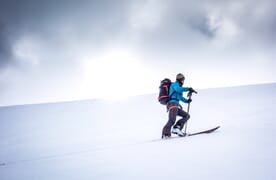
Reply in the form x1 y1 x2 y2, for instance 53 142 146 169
174 109 190 130
162 103 178 136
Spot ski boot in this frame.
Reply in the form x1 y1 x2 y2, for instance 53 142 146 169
172 127 186 137
162 133 171 139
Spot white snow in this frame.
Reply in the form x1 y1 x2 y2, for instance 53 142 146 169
0 83 275 180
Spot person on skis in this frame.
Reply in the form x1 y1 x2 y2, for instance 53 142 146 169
162 73 196 139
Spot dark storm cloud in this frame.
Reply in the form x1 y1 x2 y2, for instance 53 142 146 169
158 0 276 45
0 0 275 69
0 23 13 67
189 17 217 38
201 0 276 44
0 0 128 69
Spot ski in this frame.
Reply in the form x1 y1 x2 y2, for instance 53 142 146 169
160 126 220 141
187 126 220 137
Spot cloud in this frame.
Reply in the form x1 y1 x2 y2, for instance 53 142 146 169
0 0 128 66
152 0 276 49
202 0 276 46
1 0 275 64
0 0 275 105
0 23 14 68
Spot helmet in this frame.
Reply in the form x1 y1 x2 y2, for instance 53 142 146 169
176 73 185 81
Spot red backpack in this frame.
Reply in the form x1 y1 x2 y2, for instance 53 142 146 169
158 78 172 105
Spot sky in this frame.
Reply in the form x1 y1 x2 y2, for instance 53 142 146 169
0 0 275 106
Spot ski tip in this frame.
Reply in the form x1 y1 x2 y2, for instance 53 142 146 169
214 125 220 129
211 126 221 133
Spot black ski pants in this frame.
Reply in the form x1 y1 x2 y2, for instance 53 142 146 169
162 102 190 136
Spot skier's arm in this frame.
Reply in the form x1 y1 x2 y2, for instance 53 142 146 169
173 85 189 93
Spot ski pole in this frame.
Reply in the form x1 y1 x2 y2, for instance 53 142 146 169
184 89 197 135
184 95 191 135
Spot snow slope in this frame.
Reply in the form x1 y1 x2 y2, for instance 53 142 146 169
0 83 275 180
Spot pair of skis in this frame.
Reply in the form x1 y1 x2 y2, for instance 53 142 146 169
163 126 220 140
186 125 220 136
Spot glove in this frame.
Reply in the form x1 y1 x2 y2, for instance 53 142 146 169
189 88 197 93
187 99 192 103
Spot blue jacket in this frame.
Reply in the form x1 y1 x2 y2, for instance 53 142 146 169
169 80 190 105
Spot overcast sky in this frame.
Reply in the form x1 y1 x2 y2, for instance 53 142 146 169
0 0 275 106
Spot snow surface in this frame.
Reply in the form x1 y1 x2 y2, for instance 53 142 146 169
0 83 276 180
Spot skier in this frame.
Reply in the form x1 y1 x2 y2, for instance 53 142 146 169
162 73 195 139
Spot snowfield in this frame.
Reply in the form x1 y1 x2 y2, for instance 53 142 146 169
0 83 275 180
